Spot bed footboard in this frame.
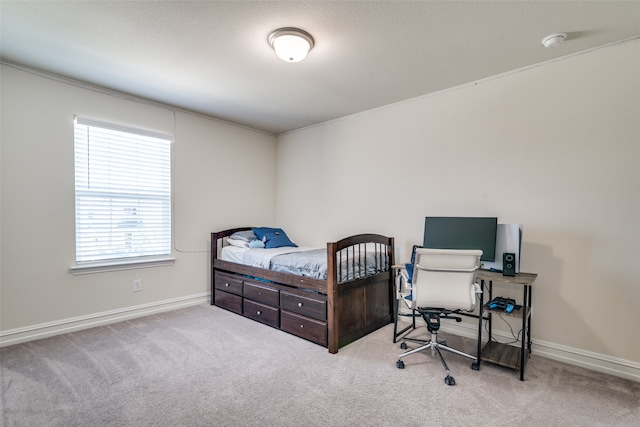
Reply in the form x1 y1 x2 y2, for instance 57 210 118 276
327 234 395 353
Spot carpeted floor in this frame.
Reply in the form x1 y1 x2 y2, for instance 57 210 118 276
1 304 639 426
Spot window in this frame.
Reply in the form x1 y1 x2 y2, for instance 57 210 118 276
74 117 172 265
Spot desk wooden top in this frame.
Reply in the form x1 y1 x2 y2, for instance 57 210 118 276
477 269 537 286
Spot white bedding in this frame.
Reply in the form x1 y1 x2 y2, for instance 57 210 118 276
220 246 319 268
220 244 388 281
240 246 318 269
220 245 246 264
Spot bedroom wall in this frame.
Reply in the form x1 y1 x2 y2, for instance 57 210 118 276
275 39 640 376
0 65 277 342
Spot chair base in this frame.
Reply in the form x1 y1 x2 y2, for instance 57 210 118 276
396 330 479 386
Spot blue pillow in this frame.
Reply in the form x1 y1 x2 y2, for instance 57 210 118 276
263 231 297 249
252 227 283 240
249 239 265 248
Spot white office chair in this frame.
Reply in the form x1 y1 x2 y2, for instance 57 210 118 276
396 248 482 385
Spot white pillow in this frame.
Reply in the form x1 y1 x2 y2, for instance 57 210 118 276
230 230 258 242
226 238 249 248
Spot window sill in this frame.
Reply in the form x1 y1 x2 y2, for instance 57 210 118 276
69 256 175 275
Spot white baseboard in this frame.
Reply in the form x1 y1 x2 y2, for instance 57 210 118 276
532 339 640 383
0 292 210 348
399 316 640 383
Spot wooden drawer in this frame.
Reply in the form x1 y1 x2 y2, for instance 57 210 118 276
280 290 327 321
244 299 279 328
244 280 279 307
214 271 243 296
281 311 327 346
215 290 243 315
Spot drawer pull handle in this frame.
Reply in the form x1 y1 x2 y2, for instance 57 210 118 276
225 283 230 287
300 324 304 328
298 302 303 307
256 310 262 316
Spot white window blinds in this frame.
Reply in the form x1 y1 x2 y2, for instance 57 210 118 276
74 117 172 263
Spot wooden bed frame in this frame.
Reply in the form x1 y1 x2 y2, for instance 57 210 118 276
211 227 395 353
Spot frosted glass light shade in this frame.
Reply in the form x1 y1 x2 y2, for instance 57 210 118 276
268 28 314 63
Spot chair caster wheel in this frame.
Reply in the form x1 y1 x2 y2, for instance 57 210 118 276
396 360 405 369
444 375 456 386
400 342 407 350
471 362 480 371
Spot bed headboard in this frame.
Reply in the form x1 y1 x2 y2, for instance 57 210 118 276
211 227 252 262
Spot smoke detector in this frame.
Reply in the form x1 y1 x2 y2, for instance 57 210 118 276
542 33 567 49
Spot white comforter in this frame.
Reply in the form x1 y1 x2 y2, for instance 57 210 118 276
241 246 318 269
220 245 388 282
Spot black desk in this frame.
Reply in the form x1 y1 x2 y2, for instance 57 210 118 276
392 266 537 380
477 270 538 380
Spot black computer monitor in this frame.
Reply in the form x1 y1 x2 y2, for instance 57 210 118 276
423 217 498 262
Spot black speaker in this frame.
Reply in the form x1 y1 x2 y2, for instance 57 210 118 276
503 253 516 276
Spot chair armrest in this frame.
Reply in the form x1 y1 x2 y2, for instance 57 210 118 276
470 282 482 310
393 266 412 299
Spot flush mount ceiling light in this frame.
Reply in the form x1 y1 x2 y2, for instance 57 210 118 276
542 32 567 49
268 27 314 62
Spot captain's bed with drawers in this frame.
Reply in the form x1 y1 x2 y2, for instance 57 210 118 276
211 227 395 353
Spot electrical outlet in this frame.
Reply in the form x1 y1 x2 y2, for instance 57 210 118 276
133 279 142 292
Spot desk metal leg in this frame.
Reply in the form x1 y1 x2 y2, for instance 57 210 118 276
393 297 416 342
487 281 493 340
519 285 528 381
476 280 484 367
528 285 533 355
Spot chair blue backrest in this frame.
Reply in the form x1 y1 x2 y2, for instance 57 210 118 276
405 245 422 283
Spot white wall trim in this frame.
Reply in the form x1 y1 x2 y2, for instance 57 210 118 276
532 339 640 383
0 292 210 347
69 256 176 274
399 317 640 383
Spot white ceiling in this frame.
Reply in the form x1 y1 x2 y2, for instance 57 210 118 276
2 1 639 134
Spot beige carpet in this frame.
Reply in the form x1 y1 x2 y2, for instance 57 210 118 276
1 304 638 426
